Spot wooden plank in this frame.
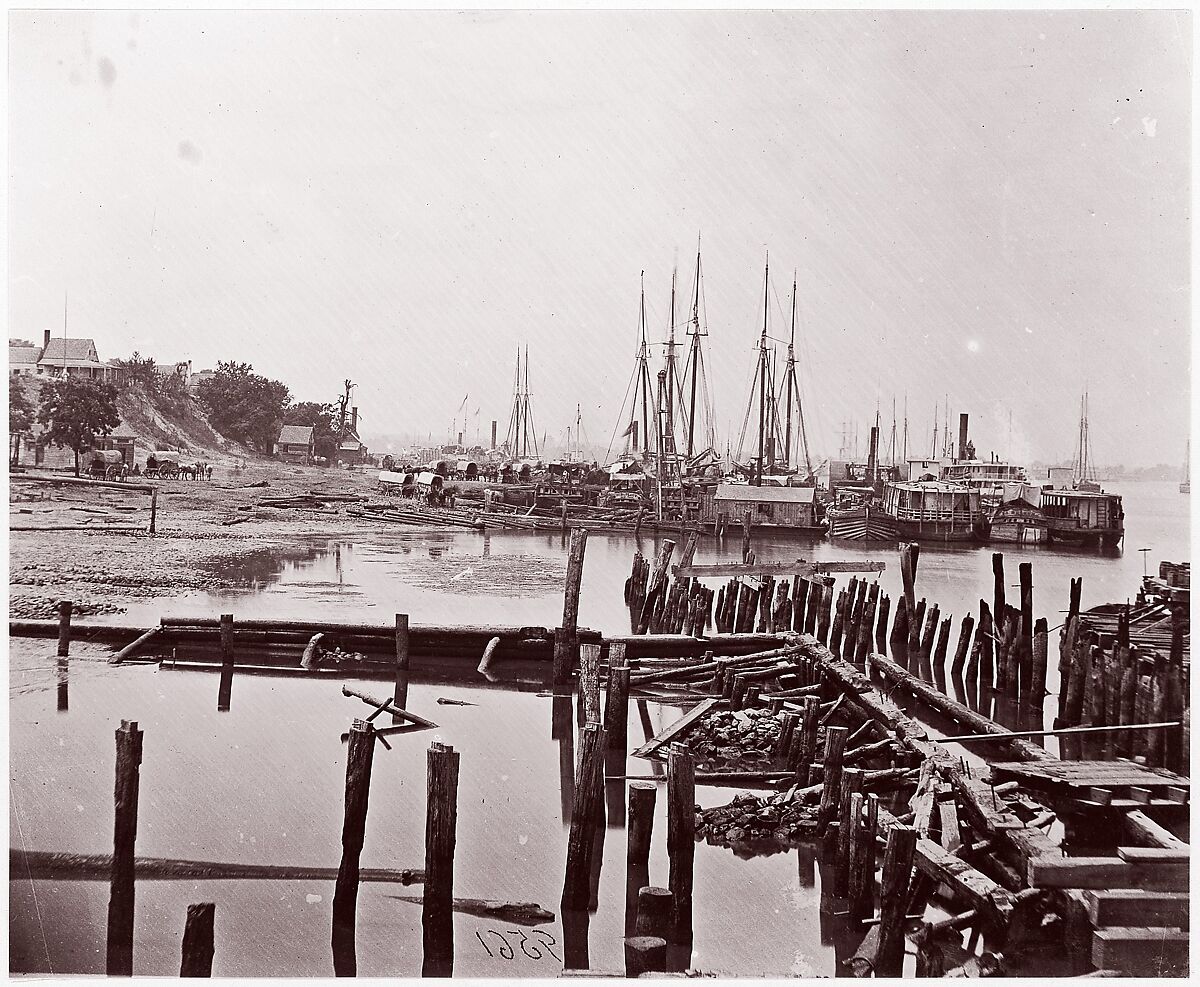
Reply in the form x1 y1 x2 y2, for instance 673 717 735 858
1121 810 1189 850
630 698 720 760
1091 927 1189 978
1116 847 1189 865
1083 891 1188 929
673 560 886 579
1128 787 1154 804
912 837 1014 924
1030 857 1188 891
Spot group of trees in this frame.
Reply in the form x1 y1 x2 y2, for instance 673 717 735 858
195 361 292 455
11 355 340 471
9 376 121 474
110 351 191 414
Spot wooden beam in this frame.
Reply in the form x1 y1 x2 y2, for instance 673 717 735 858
1083 890 1188 929
1120 810 1188 851
630 698 721 760
673 560 885 579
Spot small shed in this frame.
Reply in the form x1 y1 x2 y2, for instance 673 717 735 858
711 483 817 527
275 425 315 464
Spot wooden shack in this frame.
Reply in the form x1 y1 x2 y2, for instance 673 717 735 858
709 483 818 529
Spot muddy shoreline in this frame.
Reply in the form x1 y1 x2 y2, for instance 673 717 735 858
8 462 417 620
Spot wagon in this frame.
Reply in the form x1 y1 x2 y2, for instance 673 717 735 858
145 455 180 479
87 449 127 481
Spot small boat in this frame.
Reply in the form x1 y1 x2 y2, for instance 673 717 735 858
826 498 897 541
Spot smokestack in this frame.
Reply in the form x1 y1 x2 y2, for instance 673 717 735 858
457 431 463 447
351 407 358 434
43 329 50 351
958 413 969 461
868 426 879 483
490 420 497 450
632 420 639 452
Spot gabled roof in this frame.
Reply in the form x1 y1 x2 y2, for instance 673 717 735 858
714 483 816 504
39 337 100 363
277 424 315 445
9 344 40 365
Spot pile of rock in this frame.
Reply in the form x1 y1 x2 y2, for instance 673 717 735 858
684 708 783 769
322 645 368 665
696 790 819 853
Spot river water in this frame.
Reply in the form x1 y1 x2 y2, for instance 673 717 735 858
8 480 1188 975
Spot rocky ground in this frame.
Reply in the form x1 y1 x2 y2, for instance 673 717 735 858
9 460 388 620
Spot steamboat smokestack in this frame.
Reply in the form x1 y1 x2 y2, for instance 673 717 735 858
868 426 879 485
490 420 497 450
958 413 969 461
457 431 463 447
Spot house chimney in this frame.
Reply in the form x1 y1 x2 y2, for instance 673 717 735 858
490 420 497 450
958 413 969 461
351 407 358 434
43 329 51 352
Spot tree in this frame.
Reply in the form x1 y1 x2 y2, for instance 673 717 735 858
196 361 291 454
37 377 121 476
9 381 34 466
285 400 338 460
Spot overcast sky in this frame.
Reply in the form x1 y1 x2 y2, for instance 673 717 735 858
8 9 1191 467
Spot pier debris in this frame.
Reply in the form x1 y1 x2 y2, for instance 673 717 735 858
384 895 553 926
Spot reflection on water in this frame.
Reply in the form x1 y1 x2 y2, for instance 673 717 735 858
107 482 1185 643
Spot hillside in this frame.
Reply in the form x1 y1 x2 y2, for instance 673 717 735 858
13 377 258 467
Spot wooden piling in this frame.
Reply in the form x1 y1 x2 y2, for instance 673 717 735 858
847 793 878 925
817 725 848 834
834 767 864 897
933 617 952 674
625 782 656 935
741 511 752 563
149 487 158 535
624 936 666 978
1018 562 1034 695
637 539 675 635
666 747 695 945
976 600 995 684
830 590 847 654
889 595 909 660
553 627 573 691
796 696 821 786
56 600 73 657
876 826 918 978
180 903 215 977
394 613 410 710
634 887 675 939
817 583 833 644
106 719 143 977
875 593 890 656
563 724 606 910
579 643 602 725
918 604 939 667
1029 617 1048 703
1058 577 1083 713
951 615 974 678
332 719 376 977
899 542 919 633
217 614 234 712
421 742 459 978
854 586 877 666
603 659 631 756
910 598 927 662
991 553 1006 632
793 575 809 633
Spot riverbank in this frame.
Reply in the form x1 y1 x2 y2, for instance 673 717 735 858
8 462 388 620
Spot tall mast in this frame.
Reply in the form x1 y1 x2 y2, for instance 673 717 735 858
902 394 909 465
755 255 769 487
686 241 703 457
783 273 796 469
639 273 651 464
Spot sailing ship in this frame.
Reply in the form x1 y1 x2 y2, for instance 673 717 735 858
1039 392 1124 550
721 257 825 533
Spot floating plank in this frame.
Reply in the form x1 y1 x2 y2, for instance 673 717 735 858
630 698 721 760
1030 857 1188 891
1083 890 1189 929
673 560 885 579
1091 927 1189 978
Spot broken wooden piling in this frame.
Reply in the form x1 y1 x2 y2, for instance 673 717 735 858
394 613 410 710
626 782 656 935
106 719 143 977
562 724 606 910
332 719 375 977
57 600 73 657
422 741 460 978
876 825 918 977
180 902 215 977
666 746 695 945
217 614 234 712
